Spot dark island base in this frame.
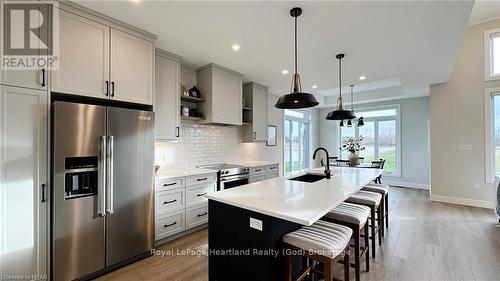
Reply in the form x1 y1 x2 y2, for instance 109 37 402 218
208 200 309 281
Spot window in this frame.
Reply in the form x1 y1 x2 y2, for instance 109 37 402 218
486 89 500 183
339 107 400 175
484 28 500 81
284 110 310 175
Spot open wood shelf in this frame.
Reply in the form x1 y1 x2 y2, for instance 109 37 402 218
181 115 205 121
181 96 205 103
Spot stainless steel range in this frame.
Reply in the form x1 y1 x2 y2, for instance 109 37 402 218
198 163 250 191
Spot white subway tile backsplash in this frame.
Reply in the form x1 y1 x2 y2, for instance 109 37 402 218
155 124 245 171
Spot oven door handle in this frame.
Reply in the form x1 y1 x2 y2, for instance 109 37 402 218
220 174 250 182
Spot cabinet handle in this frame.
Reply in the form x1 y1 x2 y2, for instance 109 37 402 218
197 212 208 217
270 167 276 170
41 184 46 203
163 182 177 187
197 177 208 182
164 222 177 228
196 192 207 197
111 82 115 97
105 81 109 96
41 68 45 87
253 132 256 140
255 169 262 172
163 199 177 204
176 127 180 138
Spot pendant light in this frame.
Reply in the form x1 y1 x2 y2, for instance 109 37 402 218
358 117 364 127
325 54 356 120
340 120 344 127
275 7 319 109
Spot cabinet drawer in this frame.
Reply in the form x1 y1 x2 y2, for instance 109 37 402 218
186 183 215 207
156 177 184 192
267 164 279 173
186 205 208 229
186 173 216 186
266 172 279 180
156 210 185 240
250 166 266 175
155 188 185 215
250 175 266 183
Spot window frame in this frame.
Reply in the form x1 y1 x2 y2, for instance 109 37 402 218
283 109 312 176
337 104 402 177
484 28 500 81
484 87 500 183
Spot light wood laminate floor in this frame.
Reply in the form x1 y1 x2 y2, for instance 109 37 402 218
97 187 500 281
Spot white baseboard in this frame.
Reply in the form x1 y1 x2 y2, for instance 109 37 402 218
384 179 430 190
430 194 494 209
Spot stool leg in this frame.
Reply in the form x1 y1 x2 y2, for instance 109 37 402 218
344 249 350 281
325 259 333 281
370 207 376 258
385 193 389 229
380 197 385 238
354 225 360 281
284 253 292 281
378 205 383 246
364 223 369 272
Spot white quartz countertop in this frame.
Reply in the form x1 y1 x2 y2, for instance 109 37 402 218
205 167 383 226
229 160 279 168
155 168 217 180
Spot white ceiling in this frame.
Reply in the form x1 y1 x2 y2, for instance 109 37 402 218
76 0 473 106
468 0 500 26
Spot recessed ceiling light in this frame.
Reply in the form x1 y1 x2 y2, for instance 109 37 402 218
312 85 318 89
232 44 240 51
282 70 289 75
130 0 141 3
359 76 366 80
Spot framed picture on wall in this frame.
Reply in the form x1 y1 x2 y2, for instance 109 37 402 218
267 125 277 146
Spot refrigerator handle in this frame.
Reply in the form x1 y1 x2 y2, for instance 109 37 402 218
98 136 107 217
106 135 114 215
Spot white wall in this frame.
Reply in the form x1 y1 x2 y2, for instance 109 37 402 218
429 19 500 208
318 96 431 188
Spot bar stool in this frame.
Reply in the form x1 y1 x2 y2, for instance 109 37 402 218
345 190 382 258
362 183 389 230
283 220 352 281
321 202 371 281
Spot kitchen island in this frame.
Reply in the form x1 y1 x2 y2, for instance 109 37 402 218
206 167 383 281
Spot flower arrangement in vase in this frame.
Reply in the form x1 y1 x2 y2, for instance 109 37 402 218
341 136 365 166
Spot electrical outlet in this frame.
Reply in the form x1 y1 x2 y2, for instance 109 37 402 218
249 217 263 231
457 144 473 151
473 183 480 189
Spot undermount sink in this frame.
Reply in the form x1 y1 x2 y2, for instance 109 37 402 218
288 173 327 183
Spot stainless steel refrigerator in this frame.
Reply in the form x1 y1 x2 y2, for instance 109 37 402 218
52 101 154 281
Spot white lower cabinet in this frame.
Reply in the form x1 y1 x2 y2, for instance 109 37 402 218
186 205 209 229
156 210 186 240
154 173 216 242
0 85 48 277
249 163 280 183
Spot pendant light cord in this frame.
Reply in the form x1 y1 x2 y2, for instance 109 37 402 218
350 85 354 111
295 15 298 75
338 57 342 99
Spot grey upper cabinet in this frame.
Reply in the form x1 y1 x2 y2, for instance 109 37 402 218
110 29 154 105
243 82 268 142
52 9 110 99
196 64 243 126
0 4 49 90
51 4 155 105
155 49 181 140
